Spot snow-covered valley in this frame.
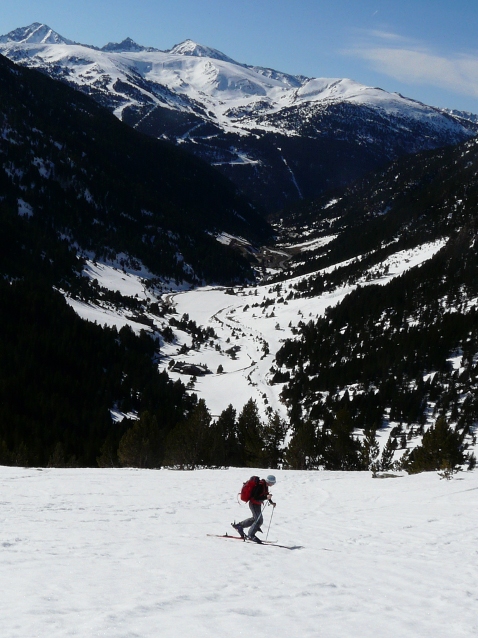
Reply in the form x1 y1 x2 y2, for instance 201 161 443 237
2 465 477 637
67 238 447 421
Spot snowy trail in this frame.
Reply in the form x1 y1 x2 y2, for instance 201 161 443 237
1 467 477 637
164 288 285 417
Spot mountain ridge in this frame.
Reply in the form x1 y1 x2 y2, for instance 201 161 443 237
0 22 75 45
2 23 477 212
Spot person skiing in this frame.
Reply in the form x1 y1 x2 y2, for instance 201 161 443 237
232 475 276 543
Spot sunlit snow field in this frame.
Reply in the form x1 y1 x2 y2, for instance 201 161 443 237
1 466 477 637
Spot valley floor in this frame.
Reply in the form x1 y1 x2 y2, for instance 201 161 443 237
68 238 447 424
1 466 477 637
159 238 447 421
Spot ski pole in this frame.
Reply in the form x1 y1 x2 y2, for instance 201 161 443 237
265 502 275 542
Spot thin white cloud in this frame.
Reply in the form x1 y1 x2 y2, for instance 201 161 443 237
362 30 413 44
345 30 478 100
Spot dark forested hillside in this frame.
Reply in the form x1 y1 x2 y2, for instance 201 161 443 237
0 54 272 467
276 136 478 283
272 137 478 472
0 279 198 466
0 53 270 286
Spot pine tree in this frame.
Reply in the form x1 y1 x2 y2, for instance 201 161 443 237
0 440 11 465
262 412 287 468
97 432 123 468
379 436 397 471
163 399 212 469
404 417 466 474
322 409 362 470
237 399 264 467
216 404 242 467
284 419 317 469
48 442 66 468
359 427 380 471
117 411 163 468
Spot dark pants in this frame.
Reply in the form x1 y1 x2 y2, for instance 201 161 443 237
239 502 263 537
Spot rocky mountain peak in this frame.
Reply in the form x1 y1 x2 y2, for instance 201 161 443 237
168 39 237 64
101 37 159 53
0 22 73 45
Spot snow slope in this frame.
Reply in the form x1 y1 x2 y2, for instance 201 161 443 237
1 465 477 638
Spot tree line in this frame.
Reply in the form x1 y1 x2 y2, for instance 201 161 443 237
102 398 287 470
104 399 473 475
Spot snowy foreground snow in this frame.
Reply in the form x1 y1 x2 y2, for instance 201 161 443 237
2 466 477 637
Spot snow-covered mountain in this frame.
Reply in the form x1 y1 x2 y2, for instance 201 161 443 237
1 42 478 473
102 37 160 53
0 23 470 135
0 22 74 45
2 23 477 211
167 38 238 63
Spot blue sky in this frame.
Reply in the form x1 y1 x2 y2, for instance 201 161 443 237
2 0 478 113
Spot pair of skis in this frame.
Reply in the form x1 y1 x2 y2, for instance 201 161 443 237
207 533 301 550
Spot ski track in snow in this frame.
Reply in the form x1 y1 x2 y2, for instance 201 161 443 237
1 466 477 638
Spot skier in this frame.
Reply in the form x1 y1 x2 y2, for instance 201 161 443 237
232 474 276 543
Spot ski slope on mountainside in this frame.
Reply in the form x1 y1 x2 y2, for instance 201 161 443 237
1 466 477 638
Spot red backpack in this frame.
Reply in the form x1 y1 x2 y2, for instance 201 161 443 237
240 476 260 502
